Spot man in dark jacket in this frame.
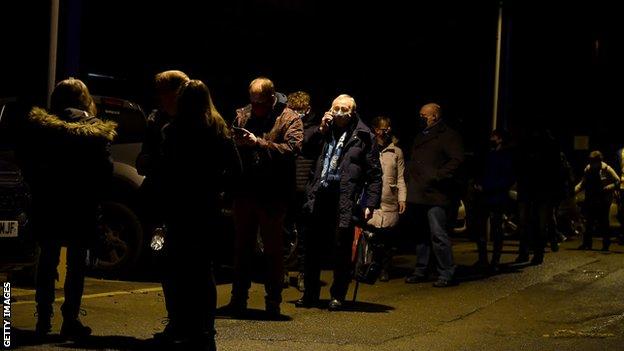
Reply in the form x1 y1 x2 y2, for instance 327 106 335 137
19 78 115 339
295 94 382 311
136 70 190 226
404 103 464 287
225 77 303 318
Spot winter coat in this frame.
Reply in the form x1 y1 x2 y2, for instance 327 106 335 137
304 115 382 228
19 107 115 246
406 121 464 206
367 142 407 228
295 112 321 193
159 121 242 228
233 92 304 200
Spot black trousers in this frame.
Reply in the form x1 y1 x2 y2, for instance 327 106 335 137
303 190 354 301
36 242 87 319
162 220 217 336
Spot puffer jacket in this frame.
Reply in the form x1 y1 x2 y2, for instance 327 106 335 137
19 107 115 246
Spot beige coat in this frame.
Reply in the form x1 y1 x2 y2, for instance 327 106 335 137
367 142 407 228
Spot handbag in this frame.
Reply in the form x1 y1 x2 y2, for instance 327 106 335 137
353 226 381 285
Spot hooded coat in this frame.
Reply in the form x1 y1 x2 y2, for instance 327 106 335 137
19 107 115 246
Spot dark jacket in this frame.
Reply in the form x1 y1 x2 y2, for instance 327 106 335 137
295 112 321 193
481 147 515 206
514 128 563 203
136 109 171 179
19 107 115 246
304 114 382 228
233 92 303 199
406 121 464 206
159 121 242 227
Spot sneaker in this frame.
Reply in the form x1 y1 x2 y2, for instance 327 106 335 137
328 298 344 311
60 319 92 340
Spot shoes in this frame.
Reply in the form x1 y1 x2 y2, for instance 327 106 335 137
220 299 247 317
265 301 281 318
514 254 529 264
60 318 92 340
432 279 457 288
577 244 591 250
296 273 305 292
601 245 610 252
154 320 187 345
294 296 319 308
379 269 389 282
489 264 500 275
328 298 344 311
530 254 544 266
405 274 427 284
34 306 52 337
550 240 559 252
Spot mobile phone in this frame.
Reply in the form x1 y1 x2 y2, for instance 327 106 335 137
232 126 248 135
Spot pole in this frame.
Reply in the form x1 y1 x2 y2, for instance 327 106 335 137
47 0 60 108
492 0 503 131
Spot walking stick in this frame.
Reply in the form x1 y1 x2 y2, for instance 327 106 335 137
352 279 360 302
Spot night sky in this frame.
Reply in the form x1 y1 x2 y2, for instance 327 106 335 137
1 0 622 170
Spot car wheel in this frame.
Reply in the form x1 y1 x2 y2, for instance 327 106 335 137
92 201 143 278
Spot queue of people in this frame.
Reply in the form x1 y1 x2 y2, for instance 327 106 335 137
17 72 622 351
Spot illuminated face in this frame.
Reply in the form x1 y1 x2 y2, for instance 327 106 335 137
374 120 391 142
419 105 438 127
330 97 355 128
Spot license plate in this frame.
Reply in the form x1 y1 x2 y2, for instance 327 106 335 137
0 220 18 237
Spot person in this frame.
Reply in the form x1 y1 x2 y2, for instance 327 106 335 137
472 129 515 272
225 77 303 318
404 103 464 287
296 94 382 311
19 78 115 339
154 80 241 350
514 127 563 265
574 150 619 251
136 70 190 232
285 91 321 292
367 116 407 281
615 146 624 244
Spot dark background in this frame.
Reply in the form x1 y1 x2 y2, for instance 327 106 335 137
1 0 622 173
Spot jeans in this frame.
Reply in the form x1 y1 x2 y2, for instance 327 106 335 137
410 204 455 281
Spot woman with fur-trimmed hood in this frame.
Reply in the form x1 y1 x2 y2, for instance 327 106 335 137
19 78 115 340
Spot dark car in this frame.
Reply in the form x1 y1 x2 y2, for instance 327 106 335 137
0 97 36 274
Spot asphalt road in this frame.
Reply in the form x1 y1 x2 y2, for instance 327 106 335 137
4 237 624 350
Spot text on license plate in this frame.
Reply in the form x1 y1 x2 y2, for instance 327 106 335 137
0 221 18 237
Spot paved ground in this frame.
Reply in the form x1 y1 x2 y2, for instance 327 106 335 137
4 237 624 350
